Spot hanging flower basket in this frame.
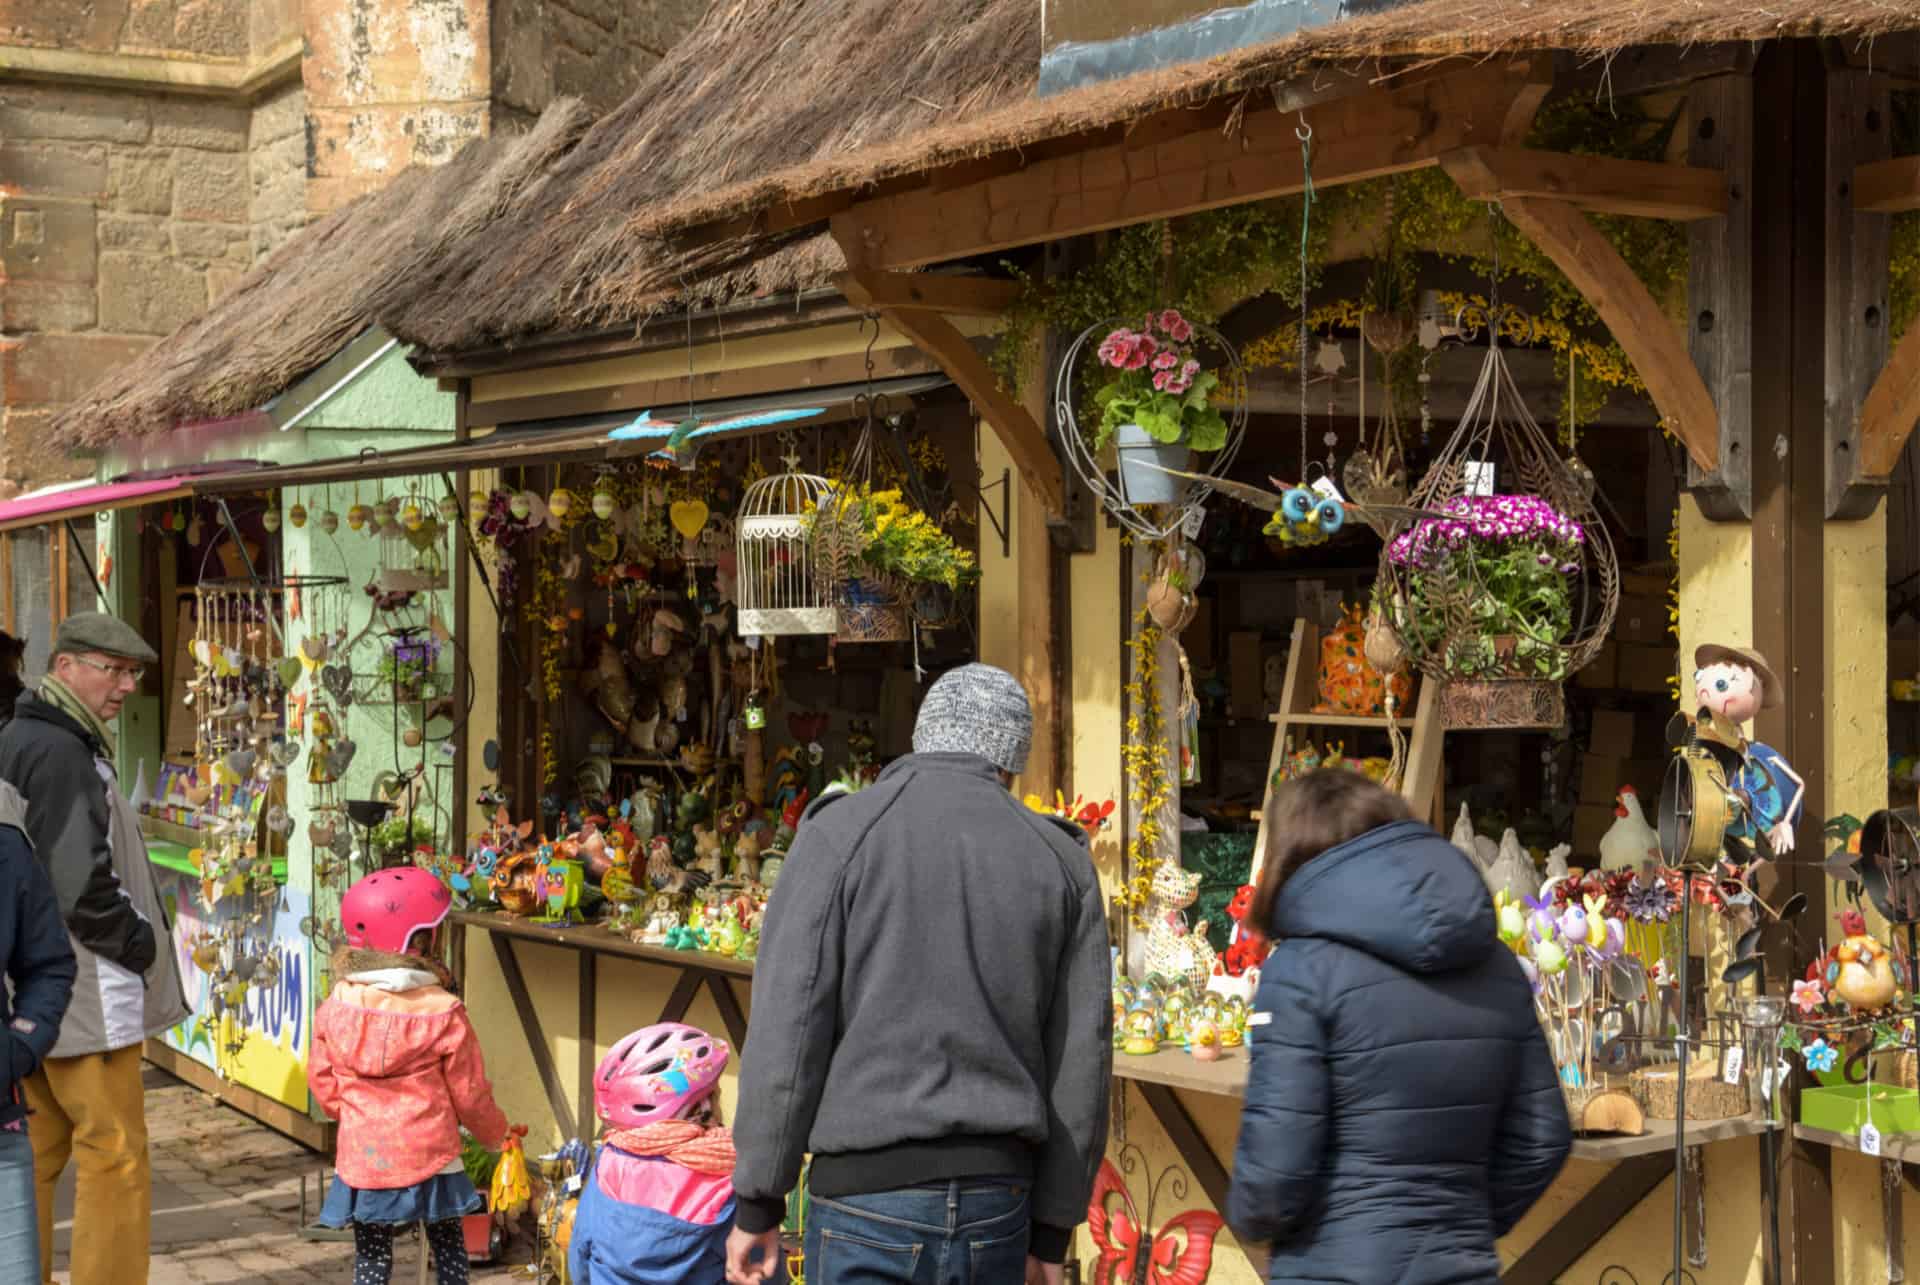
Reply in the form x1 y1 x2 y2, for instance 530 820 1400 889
1054 313 1249 540
1373 308 1617 730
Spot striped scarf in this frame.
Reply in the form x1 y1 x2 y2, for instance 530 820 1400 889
607 1122 736 1177
39 676 113 758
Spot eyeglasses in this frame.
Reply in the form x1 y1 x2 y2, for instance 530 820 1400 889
71 655 144 684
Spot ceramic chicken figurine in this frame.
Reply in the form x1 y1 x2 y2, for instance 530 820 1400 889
1816 909 1901 1012
1599 786 1662 871
1451 803 1484 870
645 834 709 897
1482 829 1537 903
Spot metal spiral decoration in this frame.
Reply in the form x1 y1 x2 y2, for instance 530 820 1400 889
1052 317 1250 541
1374 305 1618 729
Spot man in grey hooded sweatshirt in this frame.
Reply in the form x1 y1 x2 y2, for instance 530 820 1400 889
726 664 1112 1285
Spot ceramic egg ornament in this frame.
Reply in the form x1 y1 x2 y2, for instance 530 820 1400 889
318 509 340 534
346 503 370 531
548 488 575 521
261 507 282 533
509 492 533 521
288 503 308 529
591 484 617 520
438 494 461 526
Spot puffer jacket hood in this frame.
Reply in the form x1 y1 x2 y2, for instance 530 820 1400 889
308 947 508 1190
1229 820 1569 1284
1271 820 1497 975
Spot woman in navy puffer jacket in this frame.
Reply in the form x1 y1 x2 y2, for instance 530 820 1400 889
1227 771 1570 1283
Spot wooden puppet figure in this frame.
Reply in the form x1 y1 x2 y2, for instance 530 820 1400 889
1692 643 1805 857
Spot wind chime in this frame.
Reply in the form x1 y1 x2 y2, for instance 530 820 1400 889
183 579 298 1061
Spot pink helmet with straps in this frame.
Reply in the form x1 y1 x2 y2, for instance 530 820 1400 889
595 1023 730 1126
340 867 453 954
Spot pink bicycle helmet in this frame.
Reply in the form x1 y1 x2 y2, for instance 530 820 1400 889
341 867 454 953
595 1023 730 1126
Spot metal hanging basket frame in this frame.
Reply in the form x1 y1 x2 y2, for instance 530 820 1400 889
1375 304 1618 726
1053 316 1250 540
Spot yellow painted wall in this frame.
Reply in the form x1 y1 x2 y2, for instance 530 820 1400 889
460 932 752 1153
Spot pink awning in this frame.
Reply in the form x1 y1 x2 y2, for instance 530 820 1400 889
0 476 194 534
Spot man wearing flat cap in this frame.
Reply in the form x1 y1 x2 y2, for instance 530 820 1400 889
0 612 187 1285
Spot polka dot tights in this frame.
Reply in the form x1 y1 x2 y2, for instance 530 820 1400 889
351 1220 469 1285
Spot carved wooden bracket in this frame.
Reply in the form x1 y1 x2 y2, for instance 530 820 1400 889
835 268 1065 517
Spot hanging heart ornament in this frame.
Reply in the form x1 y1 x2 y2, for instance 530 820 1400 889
329 828 353 859
321 664 354 707
224 748 257 778
669 499 709 540
325 738 357 778
269 739 301 768
275 657 304 689
266 805 293 837
308 818 336 847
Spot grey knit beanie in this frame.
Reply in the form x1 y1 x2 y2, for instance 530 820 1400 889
912 663 1032 775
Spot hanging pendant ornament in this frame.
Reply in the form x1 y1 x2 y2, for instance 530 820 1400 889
592 478 617 521
346 503 369 532
261 506 282 534
548 487 574 522
289 502 308 529
744 690 767 731
401 501 425 532
1564 349 1598 502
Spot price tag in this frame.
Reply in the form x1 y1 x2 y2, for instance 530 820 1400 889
1721 1046 1744 1086
1309 475 1344 504
1181 505 1206 540
1863 1121 1883 1157
565 1173 584 1195
1464 461 1496 496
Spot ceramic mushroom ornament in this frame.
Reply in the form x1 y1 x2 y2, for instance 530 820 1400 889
1693 643 1805 856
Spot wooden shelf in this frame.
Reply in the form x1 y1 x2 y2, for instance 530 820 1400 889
1570 1112 1781 1162
1271 712 1415 729
1794 1121 1920 1161
452 910 755 977
1113 1046 1249 1096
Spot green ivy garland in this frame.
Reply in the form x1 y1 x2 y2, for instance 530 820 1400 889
990 94 1693 433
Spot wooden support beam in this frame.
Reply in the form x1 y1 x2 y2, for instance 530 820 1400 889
830 58 1548 271
1861 324 1920 477
1479 193 1721 473
1685 75 1755 520
1499 1153 1672 1285
834 269 1019 317
1555 41 1755 99
1133 1082 1231 1218
1853 155 1920 214
1825 68 1893 518
1750 40 1833 1285
1441 146 1727 220
704 972 750 1052
656 968 703 1025
838 270 1065 516
577 947 597 1139
489 932 577 1139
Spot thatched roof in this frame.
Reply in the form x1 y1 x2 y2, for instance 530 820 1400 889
51 101 594 453
609 0 1920 263
378 0 1035 356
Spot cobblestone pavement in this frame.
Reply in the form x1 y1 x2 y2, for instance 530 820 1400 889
42 1065 536 1285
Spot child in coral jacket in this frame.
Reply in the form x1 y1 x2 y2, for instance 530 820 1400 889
308 868 511 1285
568 1022 742 1284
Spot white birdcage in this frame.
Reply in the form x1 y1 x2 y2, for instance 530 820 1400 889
736 450 837 637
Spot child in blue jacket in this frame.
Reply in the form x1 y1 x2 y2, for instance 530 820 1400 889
569 1022 749 1284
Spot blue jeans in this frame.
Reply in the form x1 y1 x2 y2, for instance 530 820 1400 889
0 1128 37 1285
805 1178 1030 1285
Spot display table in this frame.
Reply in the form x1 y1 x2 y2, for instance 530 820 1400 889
1114 1045 1783 1284
452 911 752 1140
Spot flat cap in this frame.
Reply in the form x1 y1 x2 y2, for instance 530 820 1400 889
54 612 159 664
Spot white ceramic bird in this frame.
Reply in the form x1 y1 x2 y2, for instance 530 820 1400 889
1599 786 1662 871
1483 828 1538 902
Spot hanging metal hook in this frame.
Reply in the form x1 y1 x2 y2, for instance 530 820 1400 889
1296 114 1312 143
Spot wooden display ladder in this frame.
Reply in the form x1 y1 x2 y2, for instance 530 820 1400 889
1250 617 1444 881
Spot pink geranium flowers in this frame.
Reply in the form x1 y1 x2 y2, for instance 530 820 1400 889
1089 309 1228 453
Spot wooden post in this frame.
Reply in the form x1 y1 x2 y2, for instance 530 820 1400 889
1748 40 1833 1285
1825 67 1893 518
1686 74 1755 520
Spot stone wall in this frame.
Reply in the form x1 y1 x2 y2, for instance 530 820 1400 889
0 82 258 484
493 0 712 123
301 0 493 216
